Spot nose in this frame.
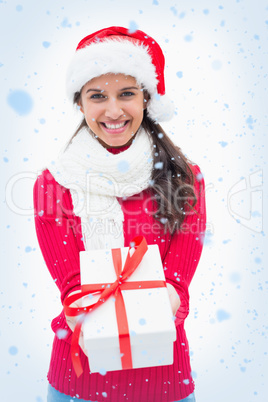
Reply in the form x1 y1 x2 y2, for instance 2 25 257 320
104 98 124 119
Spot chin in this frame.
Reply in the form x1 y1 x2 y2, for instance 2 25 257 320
103 135 134 148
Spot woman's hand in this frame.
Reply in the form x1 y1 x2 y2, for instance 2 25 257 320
166 283 181 316
65 290 88 357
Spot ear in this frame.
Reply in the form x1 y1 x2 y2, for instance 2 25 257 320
143 90 150 110
77 101 84 114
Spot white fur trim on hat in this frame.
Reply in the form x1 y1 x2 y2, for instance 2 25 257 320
147 93 175 123
66 38 174 122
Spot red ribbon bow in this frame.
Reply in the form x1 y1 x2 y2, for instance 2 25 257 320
63 236 166 377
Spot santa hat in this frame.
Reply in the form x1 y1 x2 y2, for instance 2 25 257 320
66 26 174 122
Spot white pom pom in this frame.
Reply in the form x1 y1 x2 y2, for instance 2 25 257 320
147 93 175 122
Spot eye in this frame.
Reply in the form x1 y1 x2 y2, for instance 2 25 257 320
121 91 135 97
90 93 106 99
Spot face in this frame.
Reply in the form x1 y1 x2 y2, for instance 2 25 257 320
78 73 146 147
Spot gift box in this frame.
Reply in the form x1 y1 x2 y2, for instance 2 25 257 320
79 239 176 374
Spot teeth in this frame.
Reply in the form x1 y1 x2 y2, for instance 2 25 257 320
104 122 126 129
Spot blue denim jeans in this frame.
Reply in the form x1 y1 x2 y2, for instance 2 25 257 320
175 392 196 402
47 384 195 402
47 384 92 401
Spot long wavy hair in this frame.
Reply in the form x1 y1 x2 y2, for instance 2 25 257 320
65 93 197 234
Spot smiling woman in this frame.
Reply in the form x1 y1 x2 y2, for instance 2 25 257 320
77 73 147 147
33 26 206 402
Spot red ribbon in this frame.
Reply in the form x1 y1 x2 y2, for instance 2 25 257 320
63 236 166 377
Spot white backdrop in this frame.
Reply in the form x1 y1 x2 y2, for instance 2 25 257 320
1 0 267 401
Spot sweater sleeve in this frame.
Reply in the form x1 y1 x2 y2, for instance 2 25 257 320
163 164 206 326
33 169 84 341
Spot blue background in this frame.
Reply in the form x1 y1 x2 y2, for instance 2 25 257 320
1 0 267 401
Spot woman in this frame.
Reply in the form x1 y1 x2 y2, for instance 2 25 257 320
33 26 206 402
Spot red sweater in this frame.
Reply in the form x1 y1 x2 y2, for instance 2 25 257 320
33 146 206 402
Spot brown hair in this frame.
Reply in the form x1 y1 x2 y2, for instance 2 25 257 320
65 93 197 234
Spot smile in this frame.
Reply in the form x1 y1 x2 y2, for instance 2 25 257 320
102 121 128 129
100 120 130 134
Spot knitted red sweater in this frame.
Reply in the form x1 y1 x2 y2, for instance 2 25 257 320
33 147 206 402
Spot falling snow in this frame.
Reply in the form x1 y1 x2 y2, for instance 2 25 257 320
218 141 228 147
139 318 146 325
61 18 72 28
9 346 18 355
216 309 231 322
211 60 222 70
42 41 51 48
56 329 68 340
7 90 33 115
154 162 163 169
128 20 138 33
117 160 130 173
184 34 193 42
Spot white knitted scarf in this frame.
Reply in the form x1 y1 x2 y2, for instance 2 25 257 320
48 126 153 250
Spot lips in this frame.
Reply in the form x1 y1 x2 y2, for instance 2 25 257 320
101 120 129 133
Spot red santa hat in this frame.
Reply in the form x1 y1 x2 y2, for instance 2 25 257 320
66 26 174 122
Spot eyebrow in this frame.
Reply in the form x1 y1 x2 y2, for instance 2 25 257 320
86 86 139 94
86 88 102 93
120 86 139 91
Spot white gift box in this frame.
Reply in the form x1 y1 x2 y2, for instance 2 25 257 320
80 243 176 373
